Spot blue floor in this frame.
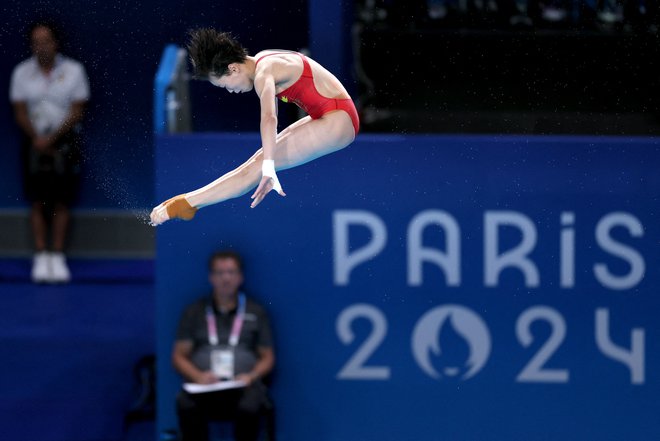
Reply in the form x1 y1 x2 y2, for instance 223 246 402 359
0 258 154 284
0 259 155 441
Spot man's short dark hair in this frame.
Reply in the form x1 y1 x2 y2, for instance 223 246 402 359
208 250 244 272
187 28 248 79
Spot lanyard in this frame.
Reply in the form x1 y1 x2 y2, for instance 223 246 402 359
206 293 246 347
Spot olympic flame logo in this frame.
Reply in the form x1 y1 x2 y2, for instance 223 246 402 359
412 305 491 380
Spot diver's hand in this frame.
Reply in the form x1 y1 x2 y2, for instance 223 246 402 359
251 159 285 208
250 175 285 208
149 194 198 226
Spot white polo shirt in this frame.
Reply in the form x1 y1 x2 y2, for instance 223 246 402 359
9 54 90 136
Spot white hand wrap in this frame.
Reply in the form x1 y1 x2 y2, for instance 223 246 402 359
261 159 283 194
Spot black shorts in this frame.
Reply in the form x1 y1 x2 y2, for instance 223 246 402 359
22 133 82 206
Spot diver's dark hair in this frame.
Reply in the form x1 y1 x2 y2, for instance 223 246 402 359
187 28 248 78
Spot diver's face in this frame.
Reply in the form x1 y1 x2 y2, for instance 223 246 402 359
209 64 253 93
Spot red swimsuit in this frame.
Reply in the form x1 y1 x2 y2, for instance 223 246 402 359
255 52 360 134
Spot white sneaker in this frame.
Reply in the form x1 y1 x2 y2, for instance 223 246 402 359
31 251 51 283
49 252 71 284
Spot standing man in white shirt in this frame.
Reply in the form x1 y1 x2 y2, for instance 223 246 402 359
9 20 90 283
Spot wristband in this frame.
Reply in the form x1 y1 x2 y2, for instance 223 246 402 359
262 159 276 178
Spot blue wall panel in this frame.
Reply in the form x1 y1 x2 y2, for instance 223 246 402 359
156 133 660 440
0 280 154 441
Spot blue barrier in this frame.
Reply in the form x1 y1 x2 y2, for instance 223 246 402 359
156 133 660 440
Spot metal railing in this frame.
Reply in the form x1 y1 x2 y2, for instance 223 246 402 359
153 44 192 134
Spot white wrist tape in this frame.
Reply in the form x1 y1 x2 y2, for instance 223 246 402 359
262 159 276 178
262 159 283 193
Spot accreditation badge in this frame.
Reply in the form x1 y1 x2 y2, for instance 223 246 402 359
210 347 234 379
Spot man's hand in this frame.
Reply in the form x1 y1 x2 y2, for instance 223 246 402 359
234 372 256 386
33 136 54 153
250 175 285 208
149 194 198 226
195 371 219 385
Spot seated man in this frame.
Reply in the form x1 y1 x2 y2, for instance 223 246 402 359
172 250 275 441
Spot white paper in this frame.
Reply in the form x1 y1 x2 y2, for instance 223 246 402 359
183 380 247 394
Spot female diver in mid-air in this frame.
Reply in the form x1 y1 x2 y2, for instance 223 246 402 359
149 28 359 226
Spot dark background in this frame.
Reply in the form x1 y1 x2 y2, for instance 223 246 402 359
354 0 660 134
